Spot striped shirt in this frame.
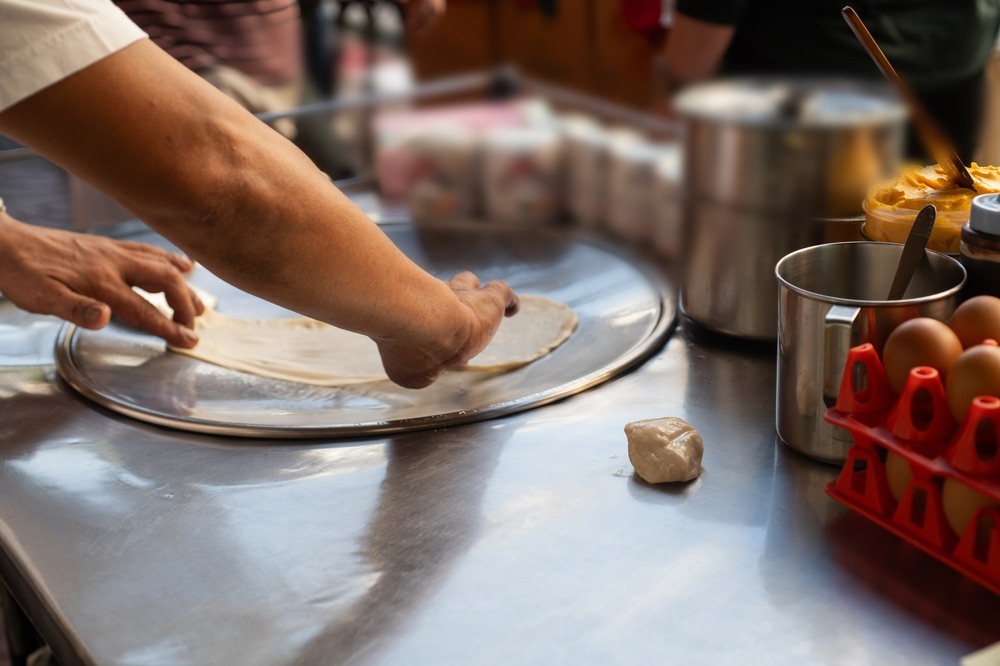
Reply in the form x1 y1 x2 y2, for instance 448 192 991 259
114 0 302 84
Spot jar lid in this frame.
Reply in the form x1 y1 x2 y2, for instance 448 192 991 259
970 193 1000 235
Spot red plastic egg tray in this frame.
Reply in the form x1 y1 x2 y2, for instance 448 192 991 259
824 342 1000 596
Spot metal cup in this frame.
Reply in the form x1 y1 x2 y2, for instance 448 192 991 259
775 241 966 463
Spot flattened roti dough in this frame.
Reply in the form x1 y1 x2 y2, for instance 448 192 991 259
170 295 577 386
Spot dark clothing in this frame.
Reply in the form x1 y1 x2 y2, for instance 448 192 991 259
675 0 1000 161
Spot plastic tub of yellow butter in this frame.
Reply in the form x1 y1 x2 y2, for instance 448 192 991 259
862 163 1000 254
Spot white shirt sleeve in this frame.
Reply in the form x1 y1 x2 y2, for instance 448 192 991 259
0 0 147 113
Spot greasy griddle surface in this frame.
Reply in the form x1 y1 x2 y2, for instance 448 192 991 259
56 221 675 438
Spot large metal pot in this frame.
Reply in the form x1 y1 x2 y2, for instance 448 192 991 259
675 77 906 340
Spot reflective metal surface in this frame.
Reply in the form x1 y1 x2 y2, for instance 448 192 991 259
2 293 1000 665
0 301 64 367
5 72 997 666
54 222 674 438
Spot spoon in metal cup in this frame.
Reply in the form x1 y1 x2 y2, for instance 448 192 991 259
887 204 936 300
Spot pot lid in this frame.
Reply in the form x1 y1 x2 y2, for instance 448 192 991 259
674 77 906 128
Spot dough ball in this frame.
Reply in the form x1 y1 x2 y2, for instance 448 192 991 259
625 417 704 484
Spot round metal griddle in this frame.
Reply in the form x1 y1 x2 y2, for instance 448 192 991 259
55 221 676 438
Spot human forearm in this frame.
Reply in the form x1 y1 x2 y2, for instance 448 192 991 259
662 13 735 85
398 0 447 35
653 13 735 118
0 39 516 387
0 42 451 333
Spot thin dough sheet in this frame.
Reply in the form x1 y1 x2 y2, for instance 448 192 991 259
170 295 577 387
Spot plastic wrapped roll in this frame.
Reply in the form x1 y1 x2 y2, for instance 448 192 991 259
404 127 480 222
482 126 564 225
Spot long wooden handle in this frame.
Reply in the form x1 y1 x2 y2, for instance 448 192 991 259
841 6 975 190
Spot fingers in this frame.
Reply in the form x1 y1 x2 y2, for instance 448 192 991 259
442 273 520 370
75 241 203 346
0 218 202 347
117 240 195 273
470 279 519 318
2 276 111 331
486 279 520 317
187 286 207 317
103 287 200 348
376 270 518 389
102 264 202 346
159 251 195 274
117 246 205 329
149 278 202 329
447 271 481 290
448 272 519 317
67 295 112 330
18 277 199 348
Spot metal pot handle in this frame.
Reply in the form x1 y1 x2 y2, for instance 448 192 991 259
823 305 861 409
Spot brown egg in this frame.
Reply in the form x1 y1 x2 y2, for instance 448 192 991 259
881 317 963 395
945 344 1000 423
884 450 911 501
941 477 1000 537
948 295 1000 349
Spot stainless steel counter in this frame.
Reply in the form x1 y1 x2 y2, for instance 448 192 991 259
0 232 999 665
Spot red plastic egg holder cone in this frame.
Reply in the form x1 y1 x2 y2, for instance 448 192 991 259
890 466 956 553
832 440 894 518
946 396 1000 476
943 397 1000 583
829 344 896 517
834 343 895 416
879 367 955 551
885 367 957 453
952 506 1000 583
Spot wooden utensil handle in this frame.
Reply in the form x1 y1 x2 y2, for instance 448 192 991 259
841 6 976 190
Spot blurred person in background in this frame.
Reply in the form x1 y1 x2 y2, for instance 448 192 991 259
0 0 513 391
657 0 1000 163
115 0 446 177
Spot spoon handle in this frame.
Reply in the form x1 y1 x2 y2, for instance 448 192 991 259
841 6 976 191
887 204 936 300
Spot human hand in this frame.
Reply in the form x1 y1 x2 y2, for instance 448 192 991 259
0 215 205 348
375 271 518 389
399 0 447 35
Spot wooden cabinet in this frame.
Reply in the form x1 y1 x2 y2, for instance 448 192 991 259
407 0 662 108
493 0 595 95
589 0 661 108
403 0 500 81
